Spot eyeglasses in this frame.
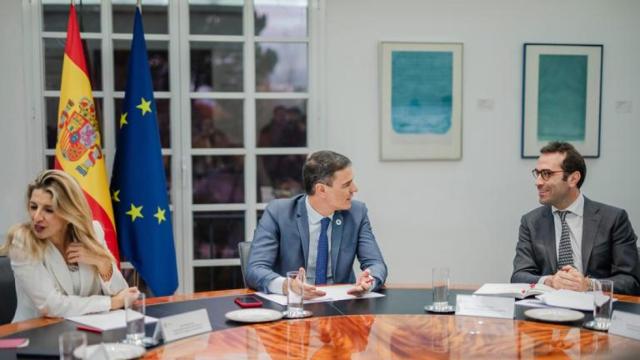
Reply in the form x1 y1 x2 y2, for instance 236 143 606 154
531 169 565 181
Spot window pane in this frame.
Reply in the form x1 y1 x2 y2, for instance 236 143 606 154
42 1 101 32
114 40 170 92
193 211 244 259
46 97 104 149
191 42 244 92
44 38 102 91
113 1 168 34
114 98 171 148
254 0 307 37
47 155 55 169
193 156 244 204
194 266 244 291
256 42 307 92
163 155 172 204
256 99 306 147
192 99 243 148
189 0 243 35
257 155 306 202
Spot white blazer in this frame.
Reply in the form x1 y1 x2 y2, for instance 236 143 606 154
9 221 128 322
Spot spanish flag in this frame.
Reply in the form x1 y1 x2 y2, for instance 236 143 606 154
55 4 120 262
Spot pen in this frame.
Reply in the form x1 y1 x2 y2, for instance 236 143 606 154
76 325 102 334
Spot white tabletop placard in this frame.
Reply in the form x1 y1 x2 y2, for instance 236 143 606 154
153 309 212 343
609 310 640 341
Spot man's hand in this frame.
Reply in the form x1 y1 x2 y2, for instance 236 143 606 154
347 269 374 297
545 265 589 291
282 267 326 300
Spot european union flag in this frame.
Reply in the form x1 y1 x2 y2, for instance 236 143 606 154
110 6 178 296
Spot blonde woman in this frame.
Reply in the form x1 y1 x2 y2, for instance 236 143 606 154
0 170 137 322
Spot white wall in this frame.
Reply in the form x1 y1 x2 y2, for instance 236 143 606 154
323 0 640 284
1 0 638 286
0 1 38 236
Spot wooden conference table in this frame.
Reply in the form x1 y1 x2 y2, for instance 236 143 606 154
1 286 640 359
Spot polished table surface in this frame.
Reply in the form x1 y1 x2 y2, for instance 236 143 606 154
2 286 640 359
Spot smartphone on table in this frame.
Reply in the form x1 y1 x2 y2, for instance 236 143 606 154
234 295 263 308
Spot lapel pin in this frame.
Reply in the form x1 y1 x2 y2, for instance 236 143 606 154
335 219 342 226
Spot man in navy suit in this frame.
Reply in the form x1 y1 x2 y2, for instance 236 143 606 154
247 151 387 298
511 142 640 294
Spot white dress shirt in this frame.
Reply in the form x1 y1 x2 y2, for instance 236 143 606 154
538 192 585 285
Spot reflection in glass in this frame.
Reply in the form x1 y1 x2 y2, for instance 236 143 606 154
191 42 244 92
114 98 171 148
113 1 168 34
256 99 306 147
163 155 172 204
114 40 169 91
42 0 101 32
46 97 104 149
254 0 307 37
189 0 243 35
193 211 244 259
193 156 244 204
257 155 306 203
44 38 102 91
194 266 244 291
121 268 152 296
256 42 307 92
192 99 243 148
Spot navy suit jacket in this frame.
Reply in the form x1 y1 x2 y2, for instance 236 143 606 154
511 197 640 295
246 194 387 293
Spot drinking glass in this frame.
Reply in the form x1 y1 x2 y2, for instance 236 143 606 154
125 291 146 345
592 279 614 330
432 267 450 311
285 270 306 318
58 331 86 360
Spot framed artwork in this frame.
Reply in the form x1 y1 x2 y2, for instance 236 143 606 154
522 43 603 158
380 42 463 160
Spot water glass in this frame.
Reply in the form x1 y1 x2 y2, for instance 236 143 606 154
125 291 146 345
593 279 614 330
286 270 305 318
432 267 450 310
58 331 87 360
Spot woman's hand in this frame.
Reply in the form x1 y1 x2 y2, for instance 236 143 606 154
66 242 112 275
111 287 139 310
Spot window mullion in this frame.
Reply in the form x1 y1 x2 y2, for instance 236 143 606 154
244 0 257 243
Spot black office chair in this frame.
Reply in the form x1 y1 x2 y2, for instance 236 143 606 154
0 256 17 324
238 241 252 288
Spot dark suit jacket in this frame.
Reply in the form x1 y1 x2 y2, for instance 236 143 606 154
246 194 387 293
511 197 640 295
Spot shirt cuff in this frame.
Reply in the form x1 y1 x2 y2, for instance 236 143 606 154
268 276 286 295
538 275 550 286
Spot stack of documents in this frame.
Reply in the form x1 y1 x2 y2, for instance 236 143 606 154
474 283 554 299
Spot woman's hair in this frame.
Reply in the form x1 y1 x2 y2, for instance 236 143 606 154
0 170 114 263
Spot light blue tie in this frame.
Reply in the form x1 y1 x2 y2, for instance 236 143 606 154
315 217 331 285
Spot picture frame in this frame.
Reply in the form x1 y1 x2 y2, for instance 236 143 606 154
380 42 463 160
522 43 603 158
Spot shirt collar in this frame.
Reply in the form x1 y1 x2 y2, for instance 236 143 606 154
305 196 334 224
552 192 584 217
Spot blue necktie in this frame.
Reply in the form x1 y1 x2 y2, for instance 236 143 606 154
315 217 331 285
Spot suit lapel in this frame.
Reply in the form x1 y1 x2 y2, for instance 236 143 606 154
331 212 344 276
582 197 601 272
539 207 558 273
44 243 74 296
295 196 310 268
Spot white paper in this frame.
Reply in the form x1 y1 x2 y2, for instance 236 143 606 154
455 294 515 319
67 309 157 331
474 283 553 299
609 310 640 341
515 299 553 308
255 284 384 306
536 290 594 311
